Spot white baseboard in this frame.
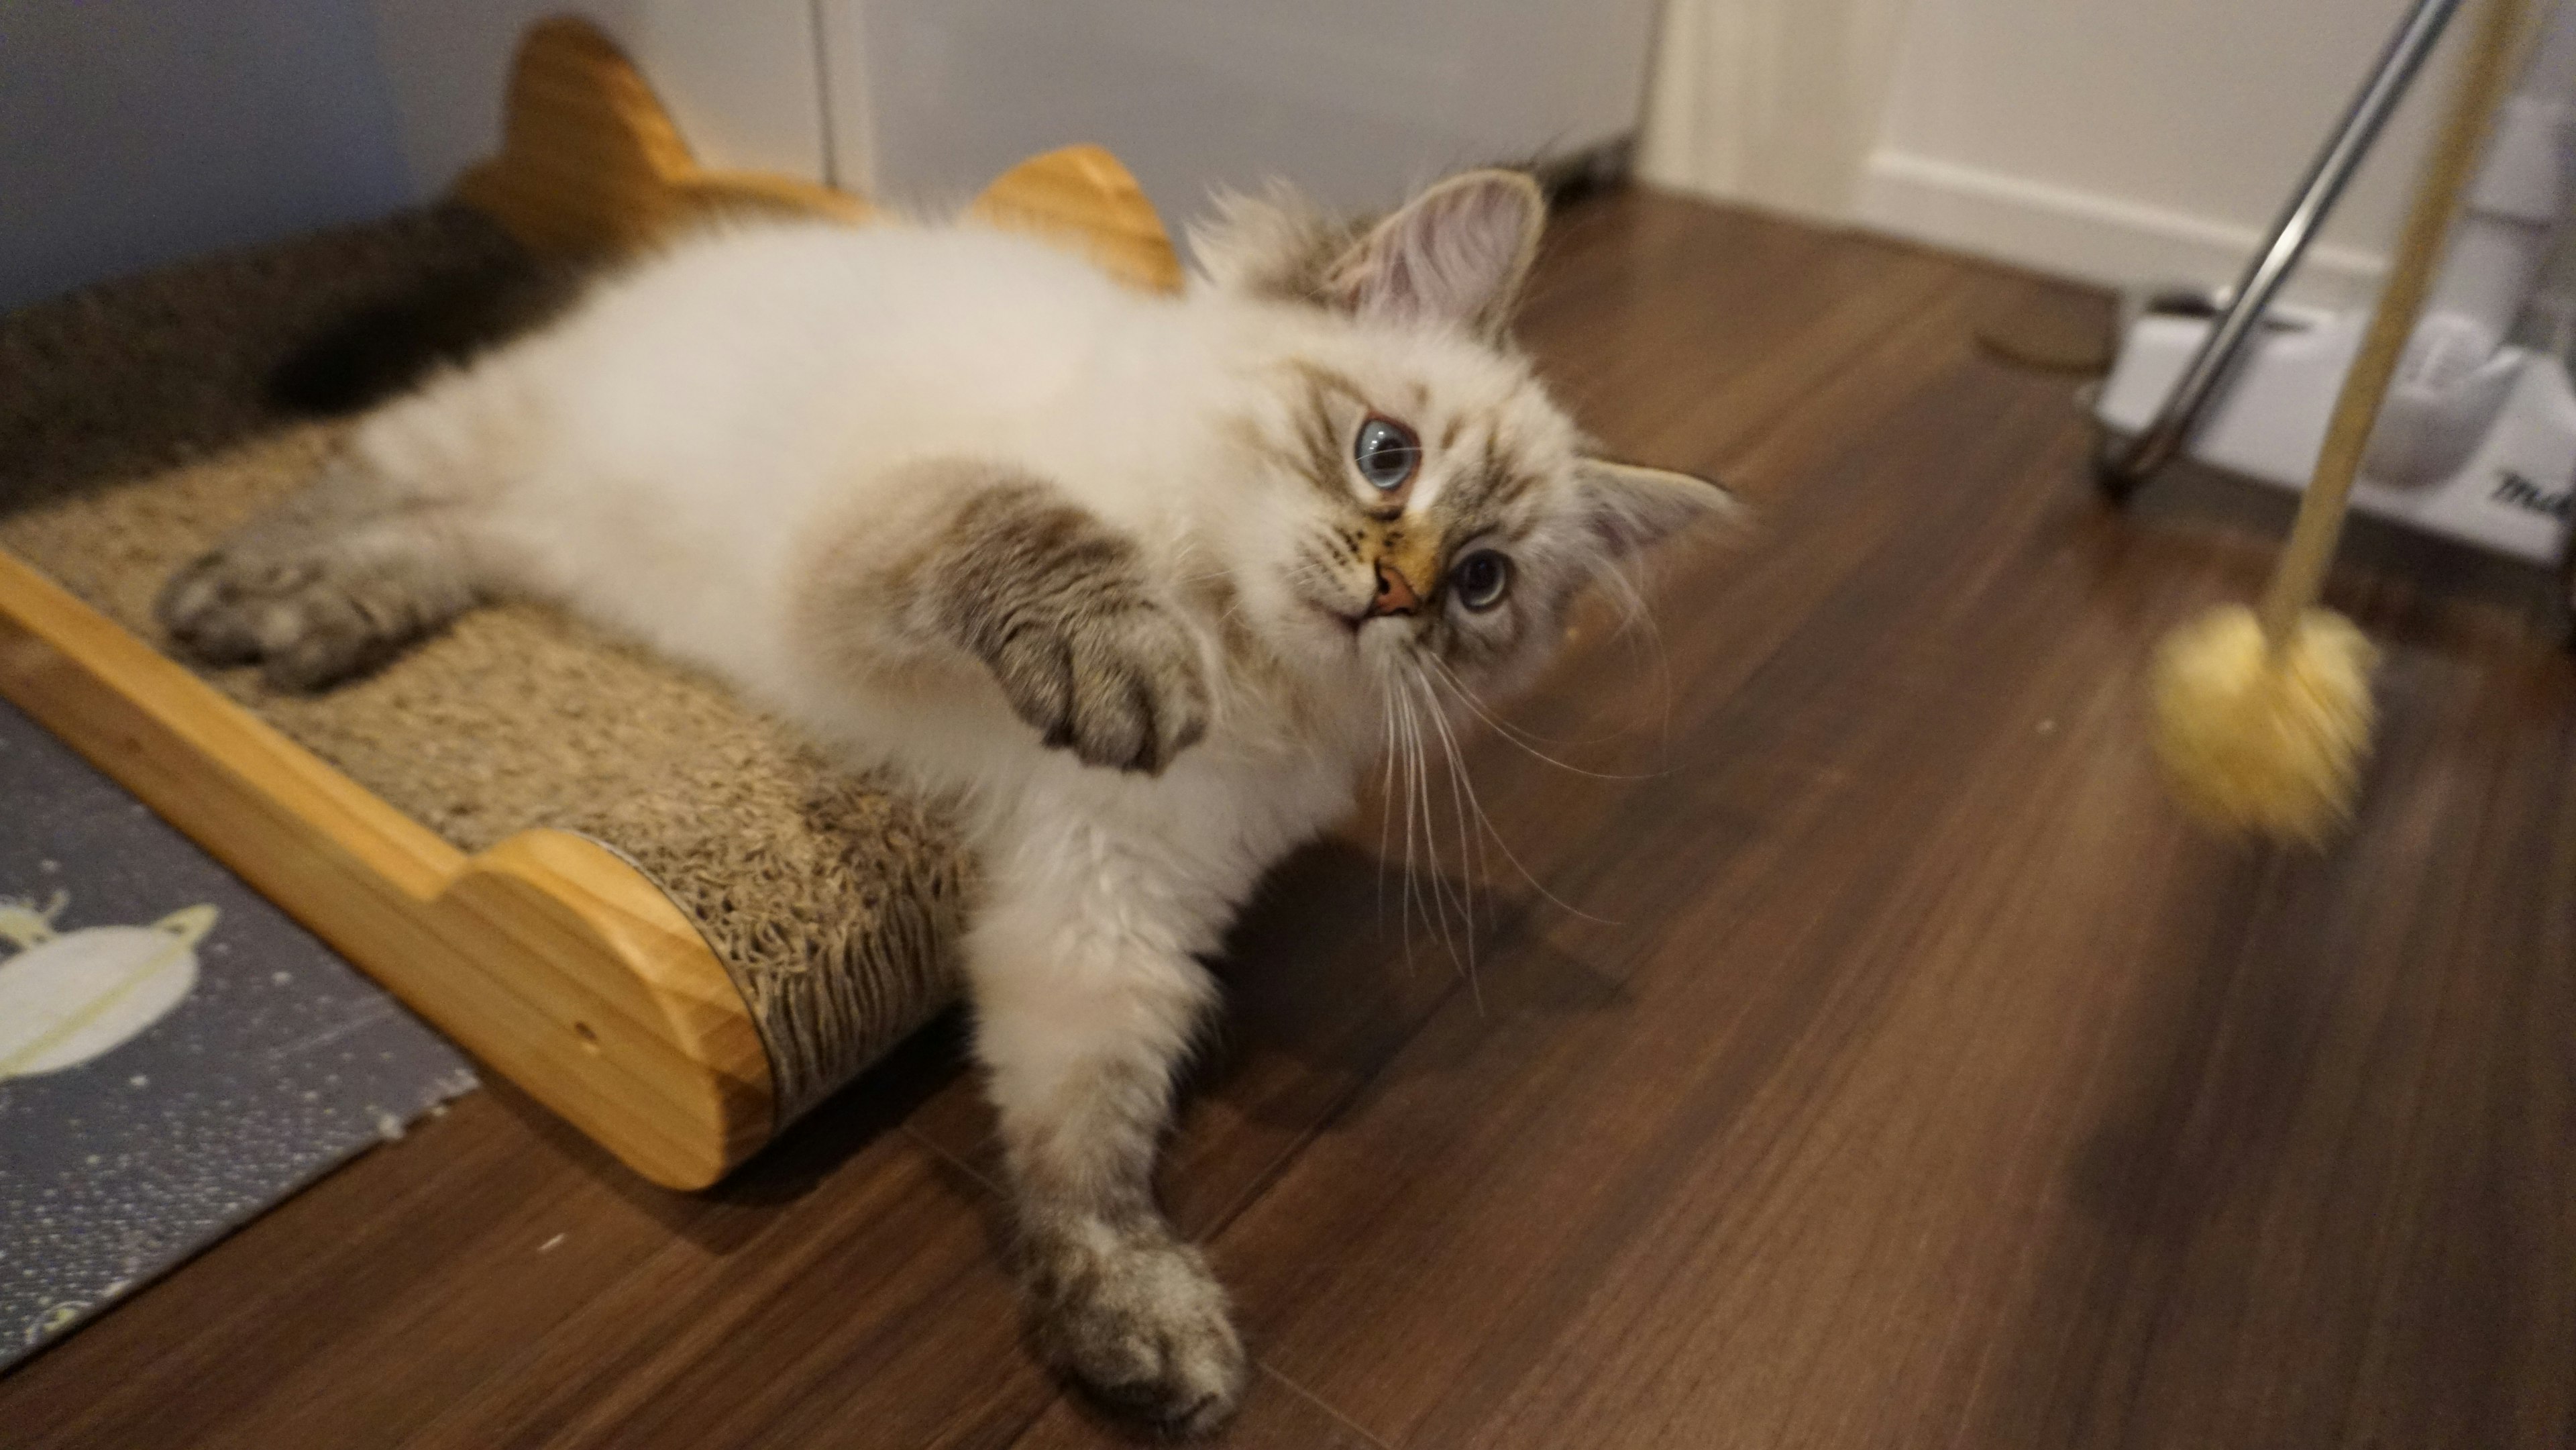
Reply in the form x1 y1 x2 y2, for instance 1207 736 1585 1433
1853 149 2387 307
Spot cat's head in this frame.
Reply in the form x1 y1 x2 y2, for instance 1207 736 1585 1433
1193 170 1739 719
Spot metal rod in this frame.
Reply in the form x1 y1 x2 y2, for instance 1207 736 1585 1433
2256 0 2529 643
2100 0 2469 491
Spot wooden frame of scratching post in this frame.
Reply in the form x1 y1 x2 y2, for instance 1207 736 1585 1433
0 553 772 1188
0 17 1180 1188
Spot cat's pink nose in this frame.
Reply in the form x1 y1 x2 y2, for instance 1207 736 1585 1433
1369 561 1421 617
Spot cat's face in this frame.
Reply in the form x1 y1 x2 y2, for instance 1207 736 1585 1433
1201 171 1735 719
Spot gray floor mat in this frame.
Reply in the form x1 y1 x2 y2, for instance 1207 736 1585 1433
0 696 475 1368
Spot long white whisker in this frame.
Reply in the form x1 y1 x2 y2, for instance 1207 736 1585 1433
1375 662 1400 943
1395 679 1464 976
1393 673 1423 977
1621 589 1678 760
1417 664 1626 929
1411 672 1474 971
1406 666 1476 924
1407 680 1470 975
1442 678 1488 935
1429 633 1644 752
1408 666 1487 1007
1424 656 1670 781
1585 552 1680 760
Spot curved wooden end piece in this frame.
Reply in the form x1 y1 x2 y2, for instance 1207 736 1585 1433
0 548 772 1191
969 144 1186 295
435 830 771 1189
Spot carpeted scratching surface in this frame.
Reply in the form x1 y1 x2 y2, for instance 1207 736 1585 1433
0 207 970 1123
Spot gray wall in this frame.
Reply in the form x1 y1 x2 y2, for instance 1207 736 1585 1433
1 0 415 310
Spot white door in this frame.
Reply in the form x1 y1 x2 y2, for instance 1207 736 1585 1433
818 0 1660 227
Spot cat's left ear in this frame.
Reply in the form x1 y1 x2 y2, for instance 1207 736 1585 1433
1574 459 1746 554
1324 170 1546 338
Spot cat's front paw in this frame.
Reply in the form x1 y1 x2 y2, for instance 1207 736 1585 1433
1025 1222 1247 1437
157 546 405 692
988 603 1210 774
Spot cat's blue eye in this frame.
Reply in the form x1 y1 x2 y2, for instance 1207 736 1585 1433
1353 416 1420 492
1453 550 1511 611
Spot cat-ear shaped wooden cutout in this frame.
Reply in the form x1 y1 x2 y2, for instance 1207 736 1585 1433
451 17 867 256
966 146 1186 294
452 16 1183 293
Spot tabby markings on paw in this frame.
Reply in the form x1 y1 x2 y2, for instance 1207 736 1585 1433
1025 1218 1248 1436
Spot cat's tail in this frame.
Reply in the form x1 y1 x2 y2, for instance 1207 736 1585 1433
266 234 590 416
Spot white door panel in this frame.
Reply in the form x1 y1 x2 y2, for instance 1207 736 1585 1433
819 0 1658 228
369 0 830 196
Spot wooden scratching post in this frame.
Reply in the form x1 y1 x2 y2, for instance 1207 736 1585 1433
0 18 1180 1187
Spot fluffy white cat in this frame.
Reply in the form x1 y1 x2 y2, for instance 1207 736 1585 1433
160 169 1733 1433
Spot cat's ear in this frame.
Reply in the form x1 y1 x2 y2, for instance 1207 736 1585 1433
1322 170 1546 338
1574 459 1746 554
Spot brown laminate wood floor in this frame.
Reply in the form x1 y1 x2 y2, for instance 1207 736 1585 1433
9 189 2574 1450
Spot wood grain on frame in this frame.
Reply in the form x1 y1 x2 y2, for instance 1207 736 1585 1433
0 549 770 1189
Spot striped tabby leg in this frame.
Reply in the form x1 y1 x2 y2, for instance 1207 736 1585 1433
965 845 1246 1435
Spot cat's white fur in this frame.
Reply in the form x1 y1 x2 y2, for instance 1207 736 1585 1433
166 170 1729 1433
359 221 1418 1147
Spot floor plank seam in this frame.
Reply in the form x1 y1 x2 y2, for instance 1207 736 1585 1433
1258 1359 1401 1450
1192 984 1466 1242
900 1123 1005 1200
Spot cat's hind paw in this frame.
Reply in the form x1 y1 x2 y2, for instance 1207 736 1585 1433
156 537 466 692
1026 1223 1248 1437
